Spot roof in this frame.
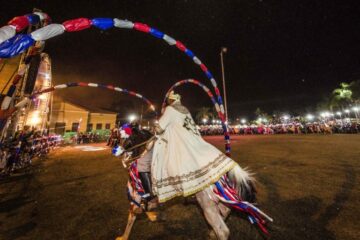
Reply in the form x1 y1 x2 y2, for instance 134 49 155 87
53 96 117 114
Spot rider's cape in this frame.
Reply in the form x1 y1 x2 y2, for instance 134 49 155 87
151 102 236 203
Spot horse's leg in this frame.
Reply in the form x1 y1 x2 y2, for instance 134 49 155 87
207 202 231 239
196 189 230 240
116 207 137 240
218 202 231 220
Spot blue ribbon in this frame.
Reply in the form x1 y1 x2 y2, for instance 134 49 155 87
91 18 114 30
149 28 164 39
185 49 195 58
26 14 40 25
0 34 35 58
205 70 213 79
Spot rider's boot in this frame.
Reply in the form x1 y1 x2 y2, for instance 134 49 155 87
139 172 152 198
139 172 157 211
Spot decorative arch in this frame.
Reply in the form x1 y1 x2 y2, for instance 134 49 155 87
31 81 156 115
0 17 225 118
0 16 231 154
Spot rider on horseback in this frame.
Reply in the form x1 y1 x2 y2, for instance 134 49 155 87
115 92 271 240
151 91 236 203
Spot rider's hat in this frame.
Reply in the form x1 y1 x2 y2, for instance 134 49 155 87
168 91 181 101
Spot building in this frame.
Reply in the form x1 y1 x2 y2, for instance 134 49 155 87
50 98 117 135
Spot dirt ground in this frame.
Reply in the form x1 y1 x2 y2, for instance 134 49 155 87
0 135 359 240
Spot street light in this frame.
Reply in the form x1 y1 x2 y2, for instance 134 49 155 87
240 118 246 124
220 47 228 123
306 114 314 121
128 114 137 122
344 109 350 118
28 110 41 126
320 111 330 118
352 106 359 122
202 118 208 124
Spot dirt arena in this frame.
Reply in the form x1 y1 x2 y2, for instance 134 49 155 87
0 135 359 240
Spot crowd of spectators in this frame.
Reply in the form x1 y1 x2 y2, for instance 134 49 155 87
72 132 102 144
199 120 360 135
0 126 62 175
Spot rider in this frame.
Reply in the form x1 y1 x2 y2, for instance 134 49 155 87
123 122 155 201
151 91 236 203
107 124 120 146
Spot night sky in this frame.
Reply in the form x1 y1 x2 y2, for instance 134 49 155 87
2 0 360 119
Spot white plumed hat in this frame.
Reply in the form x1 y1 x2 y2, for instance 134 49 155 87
168 91 181 101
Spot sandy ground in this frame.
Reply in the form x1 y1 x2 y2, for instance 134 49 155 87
0 134 359 240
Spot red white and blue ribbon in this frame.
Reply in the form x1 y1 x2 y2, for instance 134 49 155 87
0 12 51 44
30 82 156 114
127 161 146 208
0 13 50 112
163 79 231 153
212 175 273 234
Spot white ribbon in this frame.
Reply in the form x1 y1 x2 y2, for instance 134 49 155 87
31 24 65 41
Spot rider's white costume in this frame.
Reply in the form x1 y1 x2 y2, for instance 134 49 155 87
151 100 236 203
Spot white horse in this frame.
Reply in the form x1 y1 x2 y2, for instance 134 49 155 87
113 129 272 240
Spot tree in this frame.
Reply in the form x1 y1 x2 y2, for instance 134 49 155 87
254 107 264 117
349 80 360 104
330 82 353 110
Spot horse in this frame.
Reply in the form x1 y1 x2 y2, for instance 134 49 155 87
113 127 272 240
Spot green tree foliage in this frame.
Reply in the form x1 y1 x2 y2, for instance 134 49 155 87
329 82 356 110
349 80 360 103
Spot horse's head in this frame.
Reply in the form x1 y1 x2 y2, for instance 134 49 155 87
112 126 154 167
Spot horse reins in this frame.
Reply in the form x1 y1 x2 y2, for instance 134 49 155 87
124 135 156 153
122 136 156 167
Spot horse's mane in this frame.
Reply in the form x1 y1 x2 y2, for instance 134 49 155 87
130 128 153 143
125 128 153 157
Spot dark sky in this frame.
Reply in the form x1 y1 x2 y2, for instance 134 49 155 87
2 0 360 118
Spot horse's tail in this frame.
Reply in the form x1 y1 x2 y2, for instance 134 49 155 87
227 163 257 203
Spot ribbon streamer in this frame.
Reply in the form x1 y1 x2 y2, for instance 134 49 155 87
0 12 50 43
31 81 156 115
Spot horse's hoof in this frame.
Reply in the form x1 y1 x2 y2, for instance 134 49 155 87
146 211 158 222
208 230 217 240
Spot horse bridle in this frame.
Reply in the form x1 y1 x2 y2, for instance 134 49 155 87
121 136 156 168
